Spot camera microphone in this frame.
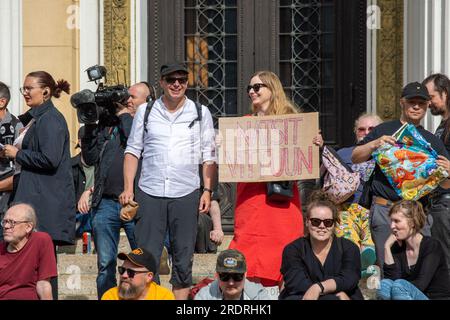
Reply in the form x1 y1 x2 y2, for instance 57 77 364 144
70 89 99 124
70 89 96 107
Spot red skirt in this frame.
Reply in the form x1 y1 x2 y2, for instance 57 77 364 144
229 182 304 284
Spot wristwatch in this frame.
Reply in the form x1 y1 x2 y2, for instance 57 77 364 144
203 187 214 197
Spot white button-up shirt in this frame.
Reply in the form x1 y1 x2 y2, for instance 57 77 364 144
125 97 216 198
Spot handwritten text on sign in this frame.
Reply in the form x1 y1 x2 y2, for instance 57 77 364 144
218 113 320 182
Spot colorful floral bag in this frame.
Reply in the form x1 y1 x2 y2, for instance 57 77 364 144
372 123 448 200
321 146 360 204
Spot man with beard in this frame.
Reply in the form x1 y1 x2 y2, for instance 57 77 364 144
101 248 174 300
422 74 450 279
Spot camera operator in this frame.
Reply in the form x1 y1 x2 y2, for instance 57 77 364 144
81 98 139 299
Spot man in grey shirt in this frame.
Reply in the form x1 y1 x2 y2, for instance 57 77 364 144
195 249 271 300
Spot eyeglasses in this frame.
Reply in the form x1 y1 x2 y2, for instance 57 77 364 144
218 273 245 282
357 126 375 133
164 77 188 85
0 219 31 228
118 266 149 279
309 218 335 228
246 83 267 94
19 86 41 95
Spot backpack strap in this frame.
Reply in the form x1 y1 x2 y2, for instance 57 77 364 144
143 100 202 141
188 102 202 128
143 100 155 137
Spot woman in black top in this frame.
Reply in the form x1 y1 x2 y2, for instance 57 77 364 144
378 200 450 300
279 192 363 300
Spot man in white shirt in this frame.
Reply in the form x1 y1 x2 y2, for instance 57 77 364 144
120 62 216 300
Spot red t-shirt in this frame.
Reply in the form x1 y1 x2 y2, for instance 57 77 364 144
0 232 57 300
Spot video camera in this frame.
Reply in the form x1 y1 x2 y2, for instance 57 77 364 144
70 65 129 125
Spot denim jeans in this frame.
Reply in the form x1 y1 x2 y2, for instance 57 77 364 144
377 279 429 300
92 198 137 299
75 211 93 238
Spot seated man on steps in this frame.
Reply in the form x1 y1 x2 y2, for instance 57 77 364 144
0 203 56 300
101 247 174 300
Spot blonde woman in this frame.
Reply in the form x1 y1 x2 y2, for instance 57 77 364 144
229 71 323 288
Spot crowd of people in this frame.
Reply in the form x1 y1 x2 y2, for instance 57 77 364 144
0 63 449 300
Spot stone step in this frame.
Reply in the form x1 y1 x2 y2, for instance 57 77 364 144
57 253 217 277
57 234 233 255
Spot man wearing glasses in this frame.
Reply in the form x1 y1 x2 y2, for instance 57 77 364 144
0 203 56 300
195 249 270 300
352 82 450 268
120 62 216 300
101 248 174 300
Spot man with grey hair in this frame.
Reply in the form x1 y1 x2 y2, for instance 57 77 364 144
0 203 57 299
0 81 22 240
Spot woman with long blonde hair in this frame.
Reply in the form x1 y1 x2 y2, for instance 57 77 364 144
228 71 323 289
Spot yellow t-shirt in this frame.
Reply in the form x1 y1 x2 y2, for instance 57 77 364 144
101 282 175 300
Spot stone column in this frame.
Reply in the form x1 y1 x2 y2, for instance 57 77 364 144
405 0 450 132
0 0 22 116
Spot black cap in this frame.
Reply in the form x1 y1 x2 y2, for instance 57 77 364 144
118 248 157 273
401 82 431 100
160 62 188 77
216 249 247 274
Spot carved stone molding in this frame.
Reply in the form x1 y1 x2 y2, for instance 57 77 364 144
376 0 403 121
104 0 131 85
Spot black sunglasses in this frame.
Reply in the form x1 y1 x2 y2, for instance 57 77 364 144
165 76 188 85
246 83 267 94
309 218 335 228
118 266 148 278
218 273 245 282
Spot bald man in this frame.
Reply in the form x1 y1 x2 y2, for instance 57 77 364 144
0 203 57 300
127 82 153 116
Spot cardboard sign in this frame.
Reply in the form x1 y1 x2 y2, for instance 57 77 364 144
218 113 320 182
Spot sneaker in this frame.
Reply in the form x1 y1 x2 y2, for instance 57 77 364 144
159 246 171 275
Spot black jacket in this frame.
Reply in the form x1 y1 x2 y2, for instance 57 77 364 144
14 100 75 245
81 113 132 208
279 236 364 300
71 154 86 204
384 236 450 299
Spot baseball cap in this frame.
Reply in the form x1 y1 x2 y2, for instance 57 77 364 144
216 249 247 274
160 62 188 77
401 82 431 100
118 248 157 274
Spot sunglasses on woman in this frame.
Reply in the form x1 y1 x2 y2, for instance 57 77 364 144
309 218 335 228
246 83 267 94
218 273 245 282
118 266 148 278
